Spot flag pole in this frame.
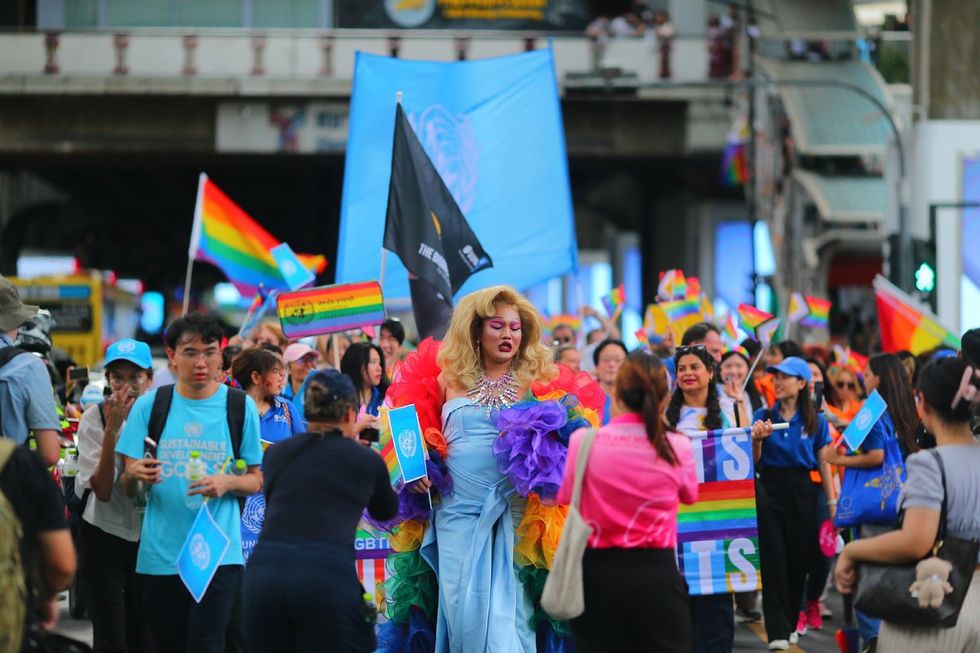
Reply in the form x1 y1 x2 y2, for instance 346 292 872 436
331 334 341 369
181 260 195 316
740 343 768 396
183 172 207 315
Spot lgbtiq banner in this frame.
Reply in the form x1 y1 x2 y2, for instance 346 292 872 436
676 430 761 596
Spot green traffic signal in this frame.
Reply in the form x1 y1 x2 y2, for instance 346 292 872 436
914 262 936 293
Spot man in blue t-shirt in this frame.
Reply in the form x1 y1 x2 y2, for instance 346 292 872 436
116 314 262 653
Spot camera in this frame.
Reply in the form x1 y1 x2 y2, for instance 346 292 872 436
360 427 380 443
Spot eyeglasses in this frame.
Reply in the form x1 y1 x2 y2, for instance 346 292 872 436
835 381 856 390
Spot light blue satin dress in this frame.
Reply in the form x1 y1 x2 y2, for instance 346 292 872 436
420 397 536 653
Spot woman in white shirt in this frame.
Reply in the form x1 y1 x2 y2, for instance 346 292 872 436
76 339 153 653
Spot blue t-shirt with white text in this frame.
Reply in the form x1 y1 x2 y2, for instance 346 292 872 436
116 384 263 575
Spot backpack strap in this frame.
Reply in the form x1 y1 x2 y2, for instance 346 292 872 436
0 345 27 369
146 385 175 456
225 387 246 461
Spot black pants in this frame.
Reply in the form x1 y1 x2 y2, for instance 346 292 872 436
572 548 691 653
77 519 148 653
141 566 243 653
756 467 818 642
691 593 734 653
242 538 376 653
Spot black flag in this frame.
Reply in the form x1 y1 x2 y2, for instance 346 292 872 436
383 103 493 306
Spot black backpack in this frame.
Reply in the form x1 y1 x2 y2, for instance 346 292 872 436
144 385 248 511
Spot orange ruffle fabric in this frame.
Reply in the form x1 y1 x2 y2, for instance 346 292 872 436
532 365 607 423
514 493 568 570
389 519 427 553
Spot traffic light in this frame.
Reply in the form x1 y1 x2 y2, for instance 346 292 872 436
912 237 937 312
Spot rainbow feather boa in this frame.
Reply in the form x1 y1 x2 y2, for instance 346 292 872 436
373 338 605 651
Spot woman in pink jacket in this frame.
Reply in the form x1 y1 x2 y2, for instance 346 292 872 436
557 351 699 652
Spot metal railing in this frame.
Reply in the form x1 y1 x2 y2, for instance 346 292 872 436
0 29 710 86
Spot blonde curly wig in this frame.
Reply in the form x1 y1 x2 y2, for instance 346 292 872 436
438 285 556 390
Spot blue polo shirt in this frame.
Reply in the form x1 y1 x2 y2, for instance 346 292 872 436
754 402 831 470
259 396 305 445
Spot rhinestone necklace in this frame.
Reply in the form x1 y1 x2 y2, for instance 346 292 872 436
467 369 519 414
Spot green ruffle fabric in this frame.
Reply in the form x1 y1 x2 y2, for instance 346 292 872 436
381 550 439 624
517 565 572 638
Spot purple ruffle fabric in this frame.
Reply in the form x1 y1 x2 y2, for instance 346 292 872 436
492 400 569 501
362 451 453 533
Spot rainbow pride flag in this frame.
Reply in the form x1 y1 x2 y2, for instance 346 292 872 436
602 284 626 317
662 297 701 323
756 317 781 348
801 296 831 330
634 328 650 349
546 314 582 334
676 433 760 595
276 281 385 339
686 276 702 300
189 174 327 295
723 314 740 342
658 269 687 301
787 292 809 324
873 275 960 354
376 407 402 487
737 304 774 331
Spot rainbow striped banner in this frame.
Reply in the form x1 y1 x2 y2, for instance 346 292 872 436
676 430 761 595
276 281 385 339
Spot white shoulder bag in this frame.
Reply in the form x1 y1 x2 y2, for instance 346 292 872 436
540 428 598 621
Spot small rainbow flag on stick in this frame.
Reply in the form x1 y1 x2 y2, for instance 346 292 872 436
724 314 740 342
663 297 701 323
658 270 687 301
277 281 385 339
634 328 650 349
376 407 402 487
602 284 626 318
801 296 832 330
737 304 780 347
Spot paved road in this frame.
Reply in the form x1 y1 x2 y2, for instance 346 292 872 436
56 592 851 652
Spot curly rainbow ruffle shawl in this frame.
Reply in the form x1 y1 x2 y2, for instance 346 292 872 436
373 338 605 651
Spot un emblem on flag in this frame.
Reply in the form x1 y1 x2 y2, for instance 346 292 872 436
855 409 872 430
282 300 314 325
398 429 418 458
189 533 211 570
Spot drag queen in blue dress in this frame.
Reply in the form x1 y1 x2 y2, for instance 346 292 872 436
373 286 605 653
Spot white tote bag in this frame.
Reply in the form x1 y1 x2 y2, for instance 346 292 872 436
541 428 598 621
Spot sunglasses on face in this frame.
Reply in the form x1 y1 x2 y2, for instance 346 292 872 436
835 381 856 390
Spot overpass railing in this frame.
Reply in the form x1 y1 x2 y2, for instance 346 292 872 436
0 29 710 89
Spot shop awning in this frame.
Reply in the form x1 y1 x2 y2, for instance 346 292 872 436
757 58 894 156
793 170 885 224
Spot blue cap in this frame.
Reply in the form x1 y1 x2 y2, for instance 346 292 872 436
767 356 812 383
305 368 357 403
104 338 153 371
931 349 957 361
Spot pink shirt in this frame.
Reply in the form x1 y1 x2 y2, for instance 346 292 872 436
556 413 698 549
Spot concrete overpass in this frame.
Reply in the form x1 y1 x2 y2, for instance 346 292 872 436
0 29 737 296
